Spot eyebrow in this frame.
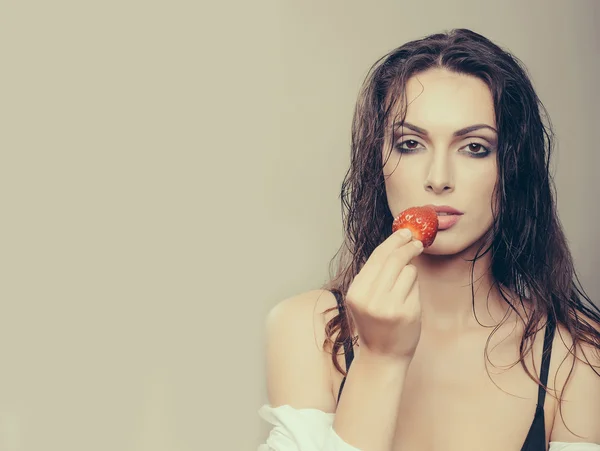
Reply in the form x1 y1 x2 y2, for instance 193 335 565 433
394 121 498 137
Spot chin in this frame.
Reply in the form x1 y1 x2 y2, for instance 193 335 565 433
423 232 486 257
422 242 464 256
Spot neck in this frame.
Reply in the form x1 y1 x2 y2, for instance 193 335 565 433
412 242 513 332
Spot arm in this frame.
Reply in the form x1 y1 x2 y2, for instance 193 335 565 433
332 351 410 450
265 290 338 413
262 290 353 450
264 290 410 451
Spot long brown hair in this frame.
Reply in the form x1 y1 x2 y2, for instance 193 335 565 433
320 28 600 430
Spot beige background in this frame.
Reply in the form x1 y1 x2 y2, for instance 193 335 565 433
1 0 598 450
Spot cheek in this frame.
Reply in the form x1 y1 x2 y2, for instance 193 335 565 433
467 165 498 220
382 149 402 177
481 164 498 204
465 158 497 192
384 161 420 202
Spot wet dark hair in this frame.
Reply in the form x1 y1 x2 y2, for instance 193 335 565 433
320 28 600 433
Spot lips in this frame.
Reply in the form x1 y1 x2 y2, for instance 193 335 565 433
426 204 463 231
427 204 464 215
436 214 461 230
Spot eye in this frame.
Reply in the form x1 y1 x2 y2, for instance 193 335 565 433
395 139 424 153
394 139 492 157
462 142 491 157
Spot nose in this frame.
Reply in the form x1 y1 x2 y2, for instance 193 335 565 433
424 150 454 194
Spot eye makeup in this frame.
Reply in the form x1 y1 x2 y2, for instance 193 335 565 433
394 138 494 158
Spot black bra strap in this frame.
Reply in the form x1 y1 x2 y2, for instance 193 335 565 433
536 316 556 408
331 290 355 372
331 290 355 405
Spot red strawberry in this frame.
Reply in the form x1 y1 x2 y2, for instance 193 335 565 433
392 205 439 248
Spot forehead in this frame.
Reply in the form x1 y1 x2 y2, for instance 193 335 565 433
389 68 496 131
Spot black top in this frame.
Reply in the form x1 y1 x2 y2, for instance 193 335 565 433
331 290 556 451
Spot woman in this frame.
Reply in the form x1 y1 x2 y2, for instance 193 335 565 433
259 28 600 451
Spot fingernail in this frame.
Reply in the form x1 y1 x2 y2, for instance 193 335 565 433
399 228 411 239
413 240 423 249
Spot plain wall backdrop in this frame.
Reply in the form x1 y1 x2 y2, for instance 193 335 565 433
1 0 598 450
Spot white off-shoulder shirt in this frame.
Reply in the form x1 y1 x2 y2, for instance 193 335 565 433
257 404 600 451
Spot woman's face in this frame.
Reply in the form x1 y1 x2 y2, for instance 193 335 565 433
382 67 498 255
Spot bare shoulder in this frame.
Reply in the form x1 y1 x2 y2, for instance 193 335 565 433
550 311 600 444
264 289 340 412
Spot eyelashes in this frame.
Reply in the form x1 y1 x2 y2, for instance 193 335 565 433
394 139 493 158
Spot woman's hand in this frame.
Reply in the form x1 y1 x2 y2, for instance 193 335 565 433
345 228 424 363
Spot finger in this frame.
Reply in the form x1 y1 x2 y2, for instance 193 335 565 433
370 240 424 299
355 228 414 289
368 262 417 316
381 264 418 312
392 272 420 317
